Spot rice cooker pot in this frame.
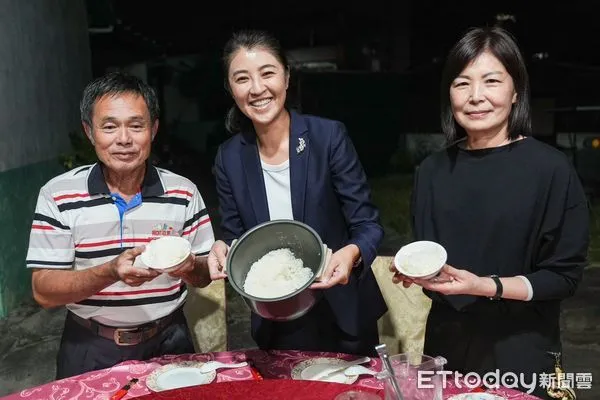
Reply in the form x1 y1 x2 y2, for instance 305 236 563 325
226 220 328 321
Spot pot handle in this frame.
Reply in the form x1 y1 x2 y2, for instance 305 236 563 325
314 245 332 281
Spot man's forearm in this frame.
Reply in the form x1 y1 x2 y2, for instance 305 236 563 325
32 261 118 308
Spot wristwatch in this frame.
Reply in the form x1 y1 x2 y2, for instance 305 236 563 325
489 275 503 300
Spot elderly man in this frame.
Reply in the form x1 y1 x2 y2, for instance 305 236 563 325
26 71 215 378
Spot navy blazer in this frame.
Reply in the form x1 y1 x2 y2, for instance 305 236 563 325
214 110 387 338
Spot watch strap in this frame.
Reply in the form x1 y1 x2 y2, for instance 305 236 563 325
489 275 503 300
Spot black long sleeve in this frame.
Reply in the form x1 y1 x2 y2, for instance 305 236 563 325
411 137 589 308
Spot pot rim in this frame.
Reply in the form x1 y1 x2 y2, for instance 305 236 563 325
226 219 325 302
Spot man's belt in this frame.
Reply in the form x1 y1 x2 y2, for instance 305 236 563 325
69 311 176 346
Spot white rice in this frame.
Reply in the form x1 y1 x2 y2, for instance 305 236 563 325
143 237 190 269
399 251 441 275
243 248 314 298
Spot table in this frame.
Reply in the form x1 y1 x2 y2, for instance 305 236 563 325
2 350 540 399
134 380 381 400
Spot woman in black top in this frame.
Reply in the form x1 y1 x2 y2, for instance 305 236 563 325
391 27 589 399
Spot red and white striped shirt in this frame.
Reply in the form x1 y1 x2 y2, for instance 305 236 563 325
26 163 214 326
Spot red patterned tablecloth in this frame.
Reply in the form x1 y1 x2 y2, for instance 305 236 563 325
1 350 540 399
134 380 382 400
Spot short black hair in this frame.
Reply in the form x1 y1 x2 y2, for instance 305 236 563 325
440 26 532 143
80 71 160 128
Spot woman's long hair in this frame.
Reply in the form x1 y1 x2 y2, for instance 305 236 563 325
440 26 532 143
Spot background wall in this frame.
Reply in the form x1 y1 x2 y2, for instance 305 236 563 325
0 0 92 316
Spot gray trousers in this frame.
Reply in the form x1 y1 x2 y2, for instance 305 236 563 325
56 308 194 379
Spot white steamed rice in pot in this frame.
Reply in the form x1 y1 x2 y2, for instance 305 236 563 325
243 248 314 298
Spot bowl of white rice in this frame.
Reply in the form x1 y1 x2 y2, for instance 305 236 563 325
226 220 328 321
141 236 191 272
394 241 447 279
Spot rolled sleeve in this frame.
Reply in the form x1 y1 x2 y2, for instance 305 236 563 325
26 188 75 269
526 169 589 301
516 275 534 301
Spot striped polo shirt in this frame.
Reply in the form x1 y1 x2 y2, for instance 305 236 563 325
26 163 215 327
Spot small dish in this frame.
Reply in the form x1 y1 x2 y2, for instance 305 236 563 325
199 360 248 373
291 358 359 384
141 236 191 272
146 361 216 392
394 240 447 279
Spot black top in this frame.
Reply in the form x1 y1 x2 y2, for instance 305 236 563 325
411 137 590 310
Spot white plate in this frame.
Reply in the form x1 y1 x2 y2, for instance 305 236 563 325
394 240 447 279
447 394 507 400
291 357 359 384
146 361 216 392
141 236 191 272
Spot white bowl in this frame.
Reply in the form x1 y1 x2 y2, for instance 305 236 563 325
141 236 192 272
394 241 447 279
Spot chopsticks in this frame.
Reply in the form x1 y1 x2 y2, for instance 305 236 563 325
110 378 139 400
247 359 264 381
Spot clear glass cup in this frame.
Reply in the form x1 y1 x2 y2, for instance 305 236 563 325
377 352 447 400
334 390 382 400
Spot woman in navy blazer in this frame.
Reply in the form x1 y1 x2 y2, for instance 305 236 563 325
207 30 387 355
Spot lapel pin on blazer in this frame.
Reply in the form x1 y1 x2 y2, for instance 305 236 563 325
296 137 306 154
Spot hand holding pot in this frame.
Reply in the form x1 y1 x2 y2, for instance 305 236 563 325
207 240 229 280
310 244 358 289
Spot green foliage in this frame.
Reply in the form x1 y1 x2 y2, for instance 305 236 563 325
411 136 441 165
370 174 414 244
388 149 414 173
388 137 444 174
59 130 97 170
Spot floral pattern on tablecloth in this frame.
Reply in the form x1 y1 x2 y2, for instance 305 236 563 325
2 350 541 400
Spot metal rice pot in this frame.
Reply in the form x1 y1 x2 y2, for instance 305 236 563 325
226 220 328 321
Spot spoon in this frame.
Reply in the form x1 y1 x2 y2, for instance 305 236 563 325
343 365 378 376
375 344 404 400
312 357 371 380
199 361 248 373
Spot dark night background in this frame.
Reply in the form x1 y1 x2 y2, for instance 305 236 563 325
81 0 600 211
86 0 600 147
